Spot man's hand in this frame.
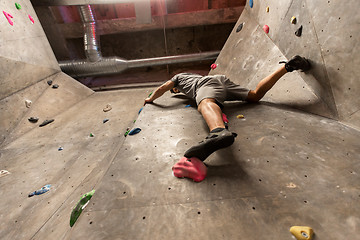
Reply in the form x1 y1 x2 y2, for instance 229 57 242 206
143 80 175 106
144 98 153 105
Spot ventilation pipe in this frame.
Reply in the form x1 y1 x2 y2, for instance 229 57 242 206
59 51 220 78
59 5 219 78
78 5 101 62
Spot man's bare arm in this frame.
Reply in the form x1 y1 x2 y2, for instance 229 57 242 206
144 80 175 105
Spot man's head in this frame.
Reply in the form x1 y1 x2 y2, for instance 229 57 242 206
170 88 180 94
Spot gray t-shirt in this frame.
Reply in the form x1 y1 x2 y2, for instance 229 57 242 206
170 73 227 100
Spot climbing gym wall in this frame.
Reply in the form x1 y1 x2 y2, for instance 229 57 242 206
0 0 93 145
211 0 360 129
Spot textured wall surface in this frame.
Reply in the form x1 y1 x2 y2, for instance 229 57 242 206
0 1 359 240
211 0 360 129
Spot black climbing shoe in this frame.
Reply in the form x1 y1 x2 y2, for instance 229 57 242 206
279 55 311 72
184 129 236 161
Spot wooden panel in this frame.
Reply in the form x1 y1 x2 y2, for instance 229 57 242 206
114 3 136 18
60 7 243 38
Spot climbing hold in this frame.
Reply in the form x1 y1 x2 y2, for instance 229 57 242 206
290 226 314 240
70 190 95 227
210 63 217 70
39 119 54 127
138 107 143 114
148 92 153 97
28 117 39 123
236 22 244 32
124 127 130 137
266 6 269 12
222 113 229 129
103 104 112 112
249 0 253 8
263 25 269 34
15 3 22 10
58 147 63 151
52 84 59 89
291 16 297 24
90 133 94 137
47 80 53 85
28 15 34 24
222 113 229 123
295 25 303 37
172 157 207 182
0 170 10 178
128 127 141 136
237 114 244 119
103 118 109 123
185 104 191 108
3 11 13 26
28 184 51 197
25 99 32 108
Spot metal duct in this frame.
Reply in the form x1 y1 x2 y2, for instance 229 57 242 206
59 51 220 78
78 5 102 62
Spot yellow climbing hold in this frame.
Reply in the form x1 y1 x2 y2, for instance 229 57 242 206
291 16 297 24
266 6 269 12
236 114 244 119
290 226 314 240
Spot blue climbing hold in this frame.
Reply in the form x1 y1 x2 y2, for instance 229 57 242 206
249 0 253 8
138 107 143 114
28 184 51 197
128 127 141 135
185 105 191 108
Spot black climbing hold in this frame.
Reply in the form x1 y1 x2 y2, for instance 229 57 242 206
39 119 54 127
52 84 59 89
28 117 39 123
128 127 141 135
47 80 53 86
103 118 109 123
295 25 303 37
236 22 244 32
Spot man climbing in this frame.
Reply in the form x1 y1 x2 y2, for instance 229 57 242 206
144 55 311 162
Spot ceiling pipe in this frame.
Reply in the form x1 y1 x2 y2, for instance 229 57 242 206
59 51 220 78
78 5 102 62
58 3 219 78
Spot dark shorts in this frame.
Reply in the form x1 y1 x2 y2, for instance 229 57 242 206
195 75 250 106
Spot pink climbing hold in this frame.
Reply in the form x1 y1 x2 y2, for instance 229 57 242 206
172 157 207 182
263 24 269 34
28 14 34 24
222 113 229 124
210 63 217 70
3 11 14 26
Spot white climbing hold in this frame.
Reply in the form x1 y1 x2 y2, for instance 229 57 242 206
25 99 32 108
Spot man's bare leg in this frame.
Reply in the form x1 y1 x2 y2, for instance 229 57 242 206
246 65 287 102
197 98 225 131
184 98 235 161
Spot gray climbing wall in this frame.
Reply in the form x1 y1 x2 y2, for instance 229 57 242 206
0 0 93 145
211 0 360 129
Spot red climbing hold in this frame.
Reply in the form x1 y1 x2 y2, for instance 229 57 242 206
210 63 217 70
28 15 34 24
3 11 13 26
263 25 269 34
172 157 207 182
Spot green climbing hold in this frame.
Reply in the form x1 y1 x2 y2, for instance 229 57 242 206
15 3 21 10
70 190 95 227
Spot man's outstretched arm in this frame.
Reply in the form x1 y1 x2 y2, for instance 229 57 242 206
144 80 175 105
